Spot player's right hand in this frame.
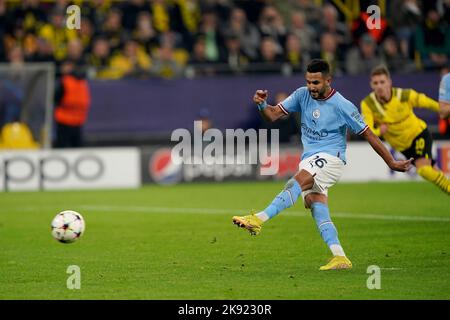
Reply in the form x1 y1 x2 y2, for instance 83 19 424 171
379 123 389 135
253 90 268 105
389 158 413 172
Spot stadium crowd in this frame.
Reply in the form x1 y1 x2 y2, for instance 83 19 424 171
0 0 449 79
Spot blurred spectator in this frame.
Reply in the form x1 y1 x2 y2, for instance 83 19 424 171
38 8 77 61
389 0 422 57
346 33 383 75
7 45 25 65
3 15 40 62
159 30 185 48
284 33 309 73
289 10 318 54
319 4 351 53
170 0 201 50
158 30 190 66
1 0 440 78
0 0 5 61
290 0 321 30
150 0 171 33
415 9 450 70
121 0 150 31
109 39 152 79
198 11 225 62
233 0 265 24
255 36 284 65
381 36 416 73
187 35 216 77
8 0 47 33
150 43 184 79
54 61 90 148
81 0 113 27
223 7 260 60
77 18 95 52
222 32 249 73
318 32 344 76
257 6 286 54
133 11 159 53
440 0 450 24
31 37 55 62
52 0 70 16
100 8 126 53
86 37 115 79
189 35 209 65
65 38 86 66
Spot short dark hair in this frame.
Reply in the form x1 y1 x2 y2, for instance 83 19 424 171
307 59 330 75
371 65 391 78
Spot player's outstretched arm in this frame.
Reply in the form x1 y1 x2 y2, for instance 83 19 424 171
360 128 413 172
253 90 285 122
439 101 450 119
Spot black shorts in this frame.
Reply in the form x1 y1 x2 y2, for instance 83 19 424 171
401 128 434 165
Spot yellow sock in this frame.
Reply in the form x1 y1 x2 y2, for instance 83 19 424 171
417 165 450 195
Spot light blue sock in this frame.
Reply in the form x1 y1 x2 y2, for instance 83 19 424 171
262 179 302 219
311 202 340 247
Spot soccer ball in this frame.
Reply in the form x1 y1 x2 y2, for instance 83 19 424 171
51 210 85 243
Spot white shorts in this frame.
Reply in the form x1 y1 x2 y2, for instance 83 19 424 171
298 152 345 199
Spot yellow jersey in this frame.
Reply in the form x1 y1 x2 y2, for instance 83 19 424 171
361 88 439 151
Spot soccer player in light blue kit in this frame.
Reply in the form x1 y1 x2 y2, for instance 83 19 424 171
439 66 450 120
232 59 413 271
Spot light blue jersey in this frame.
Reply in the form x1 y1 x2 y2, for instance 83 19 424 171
279 86 367 162
439 73 450 102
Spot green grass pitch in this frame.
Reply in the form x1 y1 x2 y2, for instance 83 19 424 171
1 181 449 299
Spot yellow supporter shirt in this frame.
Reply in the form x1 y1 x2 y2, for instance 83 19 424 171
361 88 439 151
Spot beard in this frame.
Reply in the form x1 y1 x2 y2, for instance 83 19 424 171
309 88 326 99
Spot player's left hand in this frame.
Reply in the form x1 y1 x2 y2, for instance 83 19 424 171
389 158 413 172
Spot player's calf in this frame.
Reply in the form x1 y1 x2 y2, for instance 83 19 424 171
417 164 450 195
254 177 303 222
311 201 347 258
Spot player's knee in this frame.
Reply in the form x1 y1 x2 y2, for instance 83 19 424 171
294 170 314 191
307 194 327 210
414 157 431 169
304 195 312 209
284 178 296 190
278 178 301 208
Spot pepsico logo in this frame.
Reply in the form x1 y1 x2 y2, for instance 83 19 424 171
149 148 183 185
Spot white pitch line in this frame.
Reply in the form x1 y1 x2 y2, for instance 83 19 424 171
77 205 450 222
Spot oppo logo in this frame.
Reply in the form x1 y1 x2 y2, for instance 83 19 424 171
1 154 104 191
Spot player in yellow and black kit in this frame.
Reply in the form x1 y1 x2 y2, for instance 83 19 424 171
361 65 450 195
